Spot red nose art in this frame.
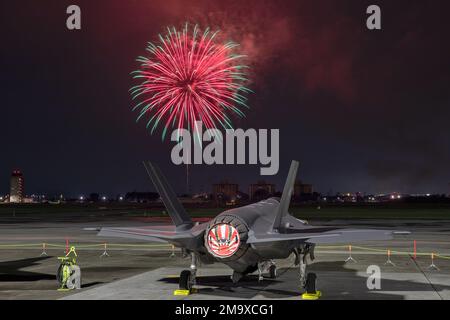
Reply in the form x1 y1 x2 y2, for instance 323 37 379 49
207 224 240 258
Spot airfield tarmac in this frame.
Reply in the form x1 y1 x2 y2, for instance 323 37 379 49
1 215 450 300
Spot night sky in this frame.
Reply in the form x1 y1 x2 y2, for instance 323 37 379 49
1 0 449 197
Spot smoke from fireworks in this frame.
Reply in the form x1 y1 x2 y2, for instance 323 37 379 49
130 23 251 140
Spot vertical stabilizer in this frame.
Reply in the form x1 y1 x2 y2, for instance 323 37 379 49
143 162 193 229
271 160 299 231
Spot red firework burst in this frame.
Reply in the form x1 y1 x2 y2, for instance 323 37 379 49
130 23 251 139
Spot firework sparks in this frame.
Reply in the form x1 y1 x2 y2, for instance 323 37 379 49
130 23 251 140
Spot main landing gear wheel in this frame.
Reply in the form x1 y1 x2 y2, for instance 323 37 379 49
269 265 277 279
305 273 317 294
301 272 321 300
179 270 192 291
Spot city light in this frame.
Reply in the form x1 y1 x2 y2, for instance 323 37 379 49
102 196 107 201
79 196 84 201
119 196 124 201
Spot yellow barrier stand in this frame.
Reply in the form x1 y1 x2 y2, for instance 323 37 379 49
100 242 110 258
428 253 439 270
40 243 48 256
385 249 395 266
345 245 356 263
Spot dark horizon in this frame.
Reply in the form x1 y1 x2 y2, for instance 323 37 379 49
1 0 450 197
1 166 449 200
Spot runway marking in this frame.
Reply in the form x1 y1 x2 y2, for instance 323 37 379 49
409 255 444 300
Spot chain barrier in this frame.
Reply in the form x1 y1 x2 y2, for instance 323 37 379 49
0 241 449 265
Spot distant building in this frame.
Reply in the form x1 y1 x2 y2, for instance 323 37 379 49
294 180 313 197
10 170 24 203
249 181 275 201
213 181 238 204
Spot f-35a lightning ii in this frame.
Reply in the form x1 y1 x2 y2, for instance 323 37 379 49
99 161 406 292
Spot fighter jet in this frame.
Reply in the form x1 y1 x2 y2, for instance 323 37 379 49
99 160 407 292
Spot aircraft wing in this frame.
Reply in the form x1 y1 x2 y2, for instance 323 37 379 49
247 229 409 244
97 224 208 249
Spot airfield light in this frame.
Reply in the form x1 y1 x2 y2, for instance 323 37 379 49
390 195 395 199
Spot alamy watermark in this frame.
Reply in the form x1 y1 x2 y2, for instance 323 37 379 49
170 121 279 175
66 5 81 30
65 4 380 31
366 265 381 290
366 5 382 30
